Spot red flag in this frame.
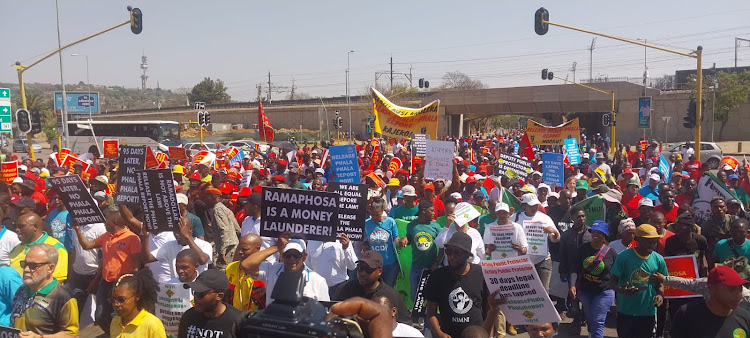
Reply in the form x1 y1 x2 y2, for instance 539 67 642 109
519 132 535 161
258 100 275 142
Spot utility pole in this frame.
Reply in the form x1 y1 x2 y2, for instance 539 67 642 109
290 78 296 100
390 56 394 92
347 50 354 142
711 62 717 142
408 65 413 87
736 37 750 68
267 71 272 102
570 62 577 83
588 37 596 82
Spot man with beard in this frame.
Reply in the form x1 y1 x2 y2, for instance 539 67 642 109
178 269 242 338
10 243 78 336
424 232 488 338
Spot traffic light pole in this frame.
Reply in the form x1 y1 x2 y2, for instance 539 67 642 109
554 76 616 155
538 11 703 161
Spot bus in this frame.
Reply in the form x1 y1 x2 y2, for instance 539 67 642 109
63 120 181 154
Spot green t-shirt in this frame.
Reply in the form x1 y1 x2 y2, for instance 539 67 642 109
406 220 443 269
713 238 750 264
611 248 669 316
477 214 497 236
392 205 419 222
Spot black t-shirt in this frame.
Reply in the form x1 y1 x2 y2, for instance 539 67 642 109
424 264 488 338
670 300 750 338
333 278 412 325
664 233 708 277
178 303 243 338
575 243 617 294
546 206 571 261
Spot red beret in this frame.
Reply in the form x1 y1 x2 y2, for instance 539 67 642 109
238 186 252 197
271 175 286 182
252 185 263 194
268 152 277 158
277 159 288 166
204 188 222 196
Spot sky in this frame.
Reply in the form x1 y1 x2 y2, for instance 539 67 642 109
1 1 749 102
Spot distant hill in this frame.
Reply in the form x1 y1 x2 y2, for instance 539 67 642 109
0 82 189 112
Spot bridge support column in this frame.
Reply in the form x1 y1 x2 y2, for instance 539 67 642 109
458 114 464 137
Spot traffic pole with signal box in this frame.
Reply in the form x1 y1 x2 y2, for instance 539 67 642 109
12 6 142 160
197 111 205 147
535 7 703 160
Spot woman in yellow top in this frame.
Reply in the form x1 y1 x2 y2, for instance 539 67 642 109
110 268 166 338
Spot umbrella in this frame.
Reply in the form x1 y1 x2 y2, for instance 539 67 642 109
270 140 297 150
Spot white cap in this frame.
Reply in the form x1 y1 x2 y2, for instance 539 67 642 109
18 165 27 172
537 183 550 191
283 239 306 253
649 173 661 181
723 164 733 171
93 191 107 201
532 170 542 177
638 198 654 208
583 153 590 159
450 192 463 201
315 168 325 174
12 177 23 184
495 202 510 212
401 185 417 197
548 191 560 199
176 193 189 205
520 193 541 206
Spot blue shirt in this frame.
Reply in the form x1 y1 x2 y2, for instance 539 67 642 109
364 217 399 266
46 209 73 251
0 265 22 326
638 185 659 201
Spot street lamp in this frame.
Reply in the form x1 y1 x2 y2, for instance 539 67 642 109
347 50 354 142
71 53 100 155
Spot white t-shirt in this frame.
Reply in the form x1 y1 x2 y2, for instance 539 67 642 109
257 262 329 305
306 240 357 286
0 226 21 266
392 323 424 337
483 221 528 260
148 231 176 278
151 238 213 283
514 211 558 264
609 239 629 254
71 222 106 275
241 216 277 264
434 226 485 264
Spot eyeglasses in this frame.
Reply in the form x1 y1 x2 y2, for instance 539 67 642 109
357 265 378 274
192 290 216 299
283 252 303 260
111 295 134 305
20 260 51 271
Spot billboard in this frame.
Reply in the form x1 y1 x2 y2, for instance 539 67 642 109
54 92 99 114
638 96 651 129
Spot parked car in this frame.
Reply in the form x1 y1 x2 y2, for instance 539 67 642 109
183 142 219 152
12 139 42 153
661 141 723 169
225 140 270 153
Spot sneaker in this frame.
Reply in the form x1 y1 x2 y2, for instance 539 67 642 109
507 324 517 336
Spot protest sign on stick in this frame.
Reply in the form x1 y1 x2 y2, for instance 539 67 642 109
155 282 193 337
260 187 338 241
327 182 368 241
329 145 360 183
135 169 180 234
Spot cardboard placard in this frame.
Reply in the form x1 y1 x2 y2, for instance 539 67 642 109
155 282 193 337
481 257 561 325
564 138 581 165
57 148 71 166
145 146 159 169
663 255 701 299
169 146 188 160
0 325 20 338
102 139 119 158
156 152 168 164
497 153 532 181
485 223 521 259
1 161 17 184
329 145 360 184
49 175 105 226
412 134 428 157
541 152 565 186
523 220 549 256
61 154 90 173
453 202 481 227
260 187 338 241
327 182 368 241
115 145 147 205
135 169 180 234
424 140 454 180
411 269 431 321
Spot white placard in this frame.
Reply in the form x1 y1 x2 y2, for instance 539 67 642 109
523 220 549 256
155 283 193 337
481 257 562 325
424 140 454 180
453 202 481 227
484 224 519 259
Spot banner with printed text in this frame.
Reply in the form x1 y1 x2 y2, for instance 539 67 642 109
693 172 741 225
371 87 439 140
326 182 368 241
497 153 532 181
525 118 580 146
1 162 17 184
663 255 700 298
573 195 605 227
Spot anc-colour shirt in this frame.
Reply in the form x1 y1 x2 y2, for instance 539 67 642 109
110 308 166 338
10 279 78 335
225 261 265 311
391 205 419 222
406 220 443 269
610 248 668 316
9 232 68 282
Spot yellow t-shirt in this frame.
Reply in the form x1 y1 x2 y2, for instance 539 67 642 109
9 232 68 282
110 309 166 338
226 260 263 311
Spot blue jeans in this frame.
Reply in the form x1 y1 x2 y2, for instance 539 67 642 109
95 280 115 335
410 265 424 302
578 289 615 338
381 262 400 288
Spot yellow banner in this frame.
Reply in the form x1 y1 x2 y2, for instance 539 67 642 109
371 87 439 140
525 118 581 146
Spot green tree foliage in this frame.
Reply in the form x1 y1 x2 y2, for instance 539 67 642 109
688 70 750 140
188 77 231 104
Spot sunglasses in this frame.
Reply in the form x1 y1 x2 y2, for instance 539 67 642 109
357 265 378 274
283 252 303 260
192 290 217 299
20 260 50 271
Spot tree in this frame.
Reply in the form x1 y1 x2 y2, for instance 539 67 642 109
188 77 231 104
688 70 750 140
439 71 487 90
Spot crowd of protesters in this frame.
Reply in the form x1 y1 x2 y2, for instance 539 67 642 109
0 131 747 338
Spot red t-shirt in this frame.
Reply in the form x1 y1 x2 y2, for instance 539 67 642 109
654 203 679 223
656 230 675 255
621 193 642 218
675 193 694 207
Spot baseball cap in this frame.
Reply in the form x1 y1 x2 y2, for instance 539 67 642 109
288 168 300 175
94 175 109 185
589 220 609 237
520 193 541 206
495 202 510 213
575 180 589 191
357 250 383 269
729 174 740 180
649 173 661 182
424 183 435 191
676 213 696 225
13 197 36 209
635 224 663 238
93 191 107 201
402 185 417 197
418 200 434 212
176 193 189 205
315 168 325 174
708 265 750 286
583 153 590 159
184 269 230 293
645 159 654 165
638 198 654 208
283 239 307 253
444 232 473 255
465 176 477 184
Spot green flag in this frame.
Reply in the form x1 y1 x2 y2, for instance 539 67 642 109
573 195 605 227
502 188 522 211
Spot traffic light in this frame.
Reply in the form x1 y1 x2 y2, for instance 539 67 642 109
129 7 143 35
16 109 31 134
541 68 553 80
204 112 211 125
419 78 424 88
535 7 549 35
30 110 42 134
424 80 429 89
683 98 697 129
197 111 205 126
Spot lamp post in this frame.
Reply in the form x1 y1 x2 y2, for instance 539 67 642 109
71 53 100 156
347 50 354 142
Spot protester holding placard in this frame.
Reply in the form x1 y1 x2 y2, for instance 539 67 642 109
364 198 403 287
483 202 528 260
109 268 165 338
142 216 212 283
514 193 560 292
435 203 485 265
306 233 357 298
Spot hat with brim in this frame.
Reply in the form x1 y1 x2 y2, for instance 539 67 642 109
589 220 609 237
602 190 622 204
636 224 662 238
708 265 750 287
444 232 473 255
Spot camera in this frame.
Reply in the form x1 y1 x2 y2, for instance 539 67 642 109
238 270 363 337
